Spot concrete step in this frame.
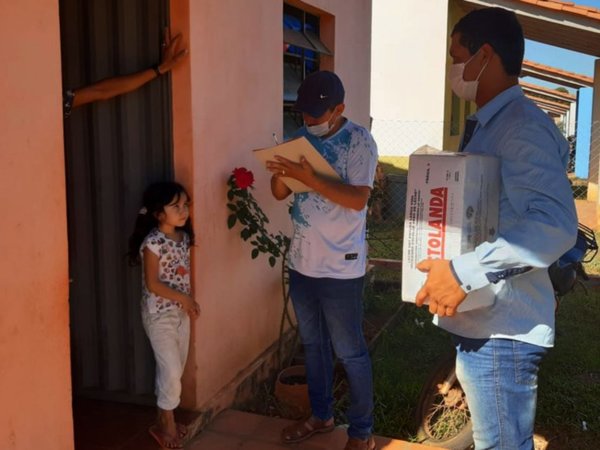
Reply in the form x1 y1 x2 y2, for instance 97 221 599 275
186 409 442 449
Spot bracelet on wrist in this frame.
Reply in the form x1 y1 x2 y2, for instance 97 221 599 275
152 64 161 78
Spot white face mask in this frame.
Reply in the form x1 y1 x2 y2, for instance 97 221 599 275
449 50 489 102
306 111 337 137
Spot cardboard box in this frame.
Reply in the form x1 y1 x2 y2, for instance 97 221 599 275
401 146 500 312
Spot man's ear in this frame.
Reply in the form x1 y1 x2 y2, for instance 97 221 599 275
480 43 494 65
335 103 346 115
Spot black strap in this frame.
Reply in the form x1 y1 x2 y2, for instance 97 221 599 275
459 117 478 152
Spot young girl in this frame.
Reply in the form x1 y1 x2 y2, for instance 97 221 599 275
128 181 199 449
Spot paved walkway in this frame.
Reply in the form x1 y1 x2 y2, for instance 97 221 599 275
186 409 442 450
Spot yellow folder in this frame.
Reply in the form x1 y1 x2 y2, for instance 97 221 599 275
253 137 341 193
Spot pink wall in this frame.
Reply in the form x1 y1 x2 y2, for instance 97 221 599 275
177 0 373 407
0 0 372 445
0 1 74 449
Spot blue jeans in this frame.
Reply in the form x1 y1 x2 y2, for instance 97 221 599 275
453 335 548 450
289 270 374 440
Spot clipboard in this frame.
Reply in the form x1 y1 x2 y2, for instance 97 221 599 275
253 136 341 193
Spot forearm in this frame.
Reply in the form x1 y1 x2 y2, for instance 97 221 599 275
308 175 370 210
72 69 157 108
146 279 191 306
270 175 292 200
452 192 577 294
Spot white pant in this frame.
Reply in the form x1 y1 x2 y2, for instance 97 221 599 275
142 308 190 410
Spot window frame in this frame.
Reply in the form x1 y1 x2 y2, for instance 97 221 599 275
283 3 332 138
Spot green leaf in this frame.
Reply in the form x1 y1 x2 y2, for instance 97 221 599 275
268 256 276 267
251 249 259 259
227 203 237 211
227 214 237 229
241 228 251 240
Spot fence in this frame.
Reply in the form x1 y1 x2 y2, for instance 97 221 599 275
571 120 600 201
366 119 600 261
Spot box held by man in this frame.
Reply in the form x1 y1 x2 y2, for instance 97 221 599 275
402 146 500 312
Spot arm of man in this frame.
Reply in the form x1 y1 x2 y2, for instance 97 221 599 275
416 123 578 317
72 30 187 109
72 70 157 107
267 127 377 209
267 156 371 210
270 173 292 200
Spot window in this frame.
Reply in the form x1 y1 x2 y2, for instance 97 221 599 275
450 92 461 136
283 3 332 139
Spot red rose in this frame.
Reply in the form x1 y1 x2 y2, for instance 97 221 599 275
232 167 255 189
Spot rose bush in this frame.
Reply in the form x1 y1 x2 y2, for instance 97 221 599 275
226 167 296 366
226 167 289 267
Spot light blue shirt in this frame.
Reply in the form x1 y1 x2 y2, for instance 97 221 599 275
288 119 378 279
437 85 578 347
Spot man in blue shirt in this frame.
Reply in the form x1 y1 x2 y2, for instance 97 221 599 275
415 8 577 449
267 71 378 450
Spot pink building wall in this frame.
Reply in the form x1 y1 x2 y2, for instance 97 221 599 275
176 0 373 407
0 1 74 449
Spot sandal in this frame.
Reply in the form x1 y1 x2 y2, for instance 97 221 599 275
281 416 335 443
176 423 187 439
344 436 377 450
149 424 183 449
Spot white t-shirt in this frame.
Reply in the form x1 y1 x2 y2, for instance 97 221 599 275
288 119 378 279
140 228 191 314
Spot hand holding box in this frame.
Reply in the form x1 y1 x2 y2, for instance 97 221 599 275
401 146 500 312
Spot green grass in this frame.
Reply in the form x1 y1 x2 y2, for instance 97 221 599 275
369 304 451 440
583 231 600 275
363 283 600 446
367 221 404 260
536 289 600 434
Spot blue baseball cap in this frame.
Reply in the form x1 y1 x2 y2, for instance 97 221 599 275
294 71 345 118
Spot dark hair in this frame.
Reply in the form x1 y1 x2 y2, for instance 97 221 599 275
452 7 524 76
127 182 194 265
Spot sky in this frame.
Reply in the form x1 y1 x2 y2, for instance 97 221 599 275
523 0 600 91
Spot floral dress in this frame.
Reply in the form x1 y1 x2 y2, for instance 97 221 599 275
140 228 191 314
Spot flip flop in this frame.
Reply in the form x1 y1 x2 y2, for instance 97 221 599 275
281 417 335 444
344 436 377 450
149 424 183 449
176 423 187 439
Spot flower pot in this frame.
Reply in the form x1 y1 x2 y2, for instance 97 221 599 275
274 365 311 419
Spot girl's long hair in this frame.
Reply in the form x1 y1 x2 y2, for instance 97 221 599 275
128 182 195 266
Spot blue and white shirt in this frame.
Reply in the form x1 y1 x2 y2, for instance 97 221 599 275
288 119 378 279
437 85 578 347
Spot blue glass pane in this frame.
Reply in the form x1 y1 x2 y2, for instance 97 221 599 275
284 14 301 31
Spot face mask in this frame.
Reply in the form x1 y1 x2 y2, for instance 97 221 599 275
306 111 337 137
449 50 489 102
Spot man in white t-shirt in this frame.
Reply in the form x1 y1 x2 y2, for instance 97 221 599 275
267 71 378 450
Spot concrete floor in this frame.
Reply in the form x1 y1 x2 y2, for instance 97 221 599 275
186 409 442 450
